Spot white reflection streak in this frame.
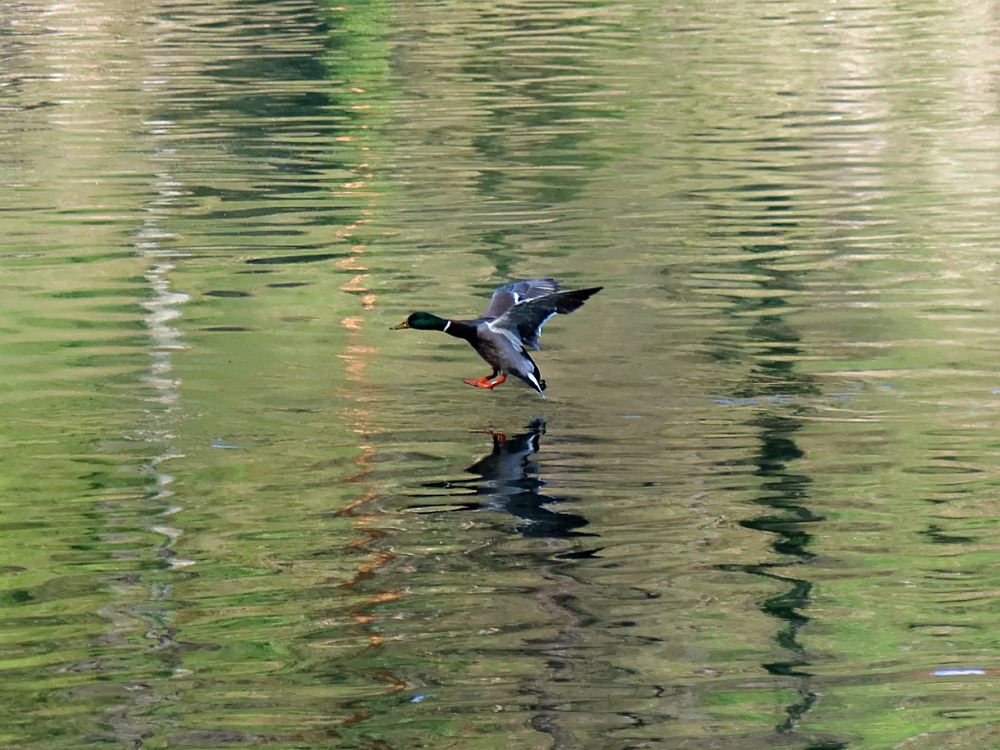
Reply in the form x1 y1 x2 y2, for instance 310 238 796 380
138 152 194 570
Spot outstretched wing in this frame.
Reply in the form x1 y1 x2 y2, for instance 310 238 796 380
482 278 560 319
488 287 602 350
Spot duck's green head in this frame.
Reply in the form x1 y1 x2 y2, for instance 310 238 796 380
390 311 449 331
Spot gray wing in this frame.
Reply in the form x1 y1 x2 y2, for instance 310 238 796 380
487 287 602 351
481 278 560 319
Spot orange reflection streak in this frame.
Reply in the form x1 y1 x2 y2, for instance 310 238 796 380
340 709 371 727
336 255 367 272
372 670 406 692
332 89 409 717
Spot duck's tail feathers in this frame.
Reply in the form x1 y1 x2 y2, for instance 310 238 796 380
517 356 547 395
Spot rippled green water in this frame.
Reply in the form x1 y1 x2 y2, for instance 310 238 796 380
3 1 1000 748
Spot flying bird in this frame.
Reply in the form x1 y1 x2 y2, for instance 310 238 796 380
391 278 602 395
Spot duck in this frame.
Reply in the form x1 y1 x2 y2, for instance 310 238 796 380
390 279 602 395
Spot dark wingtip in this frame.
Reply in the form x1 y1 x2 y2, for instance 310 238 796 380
569 286 603 300
552 286 603 314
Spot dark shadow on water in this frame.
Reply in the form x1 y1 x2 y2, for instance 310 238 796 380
722 347 847 749
706 197 849 749
399 419 604 749
407 418 591 540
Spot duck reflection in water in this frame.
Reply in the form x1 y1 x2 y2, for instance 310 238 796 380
411 418 589 539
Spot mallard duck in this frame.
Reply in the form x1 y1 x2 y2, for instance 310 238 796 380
391 279 602 395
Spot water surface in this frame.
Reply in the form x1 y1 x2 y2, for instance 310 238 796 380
2 1 1000 748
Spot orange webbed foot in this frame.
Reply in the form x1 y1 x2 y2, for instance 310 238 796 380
463 375 507 390
463 376 493 389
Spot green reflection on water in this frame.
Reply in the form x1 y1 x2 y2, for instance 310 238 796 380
3 0 1000 748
